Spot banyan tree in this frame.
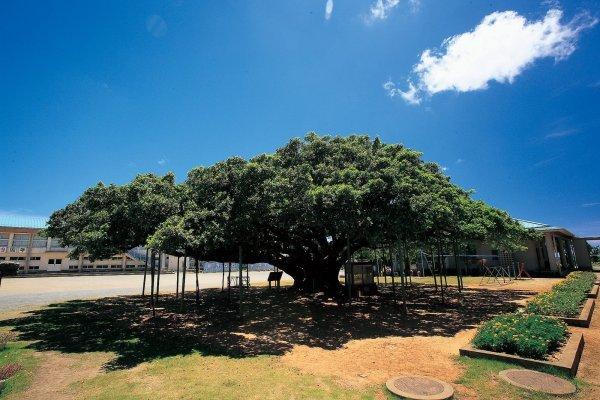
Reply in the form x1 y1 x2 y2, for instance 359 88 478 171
45 133 533 297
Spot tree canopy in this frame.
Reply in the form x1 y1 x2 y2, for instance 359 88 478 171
46 133 534 292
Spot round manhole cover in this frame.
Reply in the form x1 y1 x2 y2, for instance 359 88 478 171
499 369 576 395
385 375 454 400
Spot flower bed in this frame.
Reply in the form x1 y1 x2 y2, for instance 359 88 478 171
0 363 21 381
525 271 597 318
471 313 568 359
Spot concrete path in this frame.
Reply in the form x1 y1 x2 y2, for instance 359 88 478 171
0 271 290 312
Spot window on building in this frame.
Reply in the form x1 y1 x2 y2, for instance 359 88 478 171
0 233 9 247
11 233 30 250
96 264 108 269
29 256 41 261
110 264 121 269
29 266 39 270
82 265 93 269
125 264 135 269
55 259 62 264
32 235 47 248
0 257 5 261
9 257 25 261
50 238 64 249
68 265 78 270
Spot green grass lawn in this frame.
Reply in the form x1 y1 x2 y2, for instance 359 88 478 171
70 353 385 400
2 342 593 400
457 356 585 400
0 336 39 399
1 284 593 400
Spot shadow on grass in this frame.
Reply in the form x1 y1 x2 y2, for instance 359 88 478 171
1 284 534 370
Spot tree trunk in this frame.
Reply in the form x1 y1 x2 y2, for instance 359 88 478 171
238 246 243 317
227 262 232 301
292 263 342 296
155 252 162 304
181 256 187 305
142 248 149 296
175 256 180 298
195 258 200 307
221 262 225 292
150 251 156 317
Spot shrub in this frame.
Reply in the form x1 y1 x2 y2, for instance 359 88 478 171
0 262 19 276
0 331 17 350
0 363 22 380
472 313 568 359
525 271 596 317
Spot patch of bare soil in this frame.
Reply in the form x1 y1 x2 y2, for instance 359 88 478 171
13 351 112 400
474 278 560 307
281 279 559 391
470 277 559 292
281 329 476 388
572 284 600 398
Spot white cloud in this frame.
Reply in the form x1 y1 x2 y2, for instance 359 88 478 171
545 128 579 139
325 0 334 20
146 14 168 38
383 80 421 104
582 202 600 207
368 0 400 22
533 155 561 168
157 159 167 166
386 9 597 104
456 158 464 164
365 0 419 23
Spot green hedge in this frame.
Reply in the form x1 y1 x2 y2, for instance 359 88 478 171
472 313 568 359
525 271 597 317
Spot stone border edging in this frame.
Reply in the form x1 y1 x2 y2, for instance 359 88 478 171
561 299 595 327
588 284 599 299
459 332 584 377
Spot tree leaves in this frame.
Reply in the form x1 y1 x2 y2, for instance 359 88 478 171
46 133 533 288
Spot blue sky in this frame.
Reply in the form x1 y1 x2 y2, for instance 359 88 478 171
1 0 599 239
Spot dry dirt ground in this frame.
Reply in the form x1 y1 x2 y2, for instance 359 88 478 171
14 352 113 400
280 278 560 391
6 277 600 399
572 305 600 400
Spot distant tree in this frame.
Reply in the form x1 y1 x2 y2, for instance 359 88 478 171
590 244 600 263
45 173 179 259
0 262 20 287
45 173 180 302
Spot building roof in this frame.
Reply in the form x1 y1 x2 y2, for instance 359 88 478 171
516 218 574 237
0 214 48 229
